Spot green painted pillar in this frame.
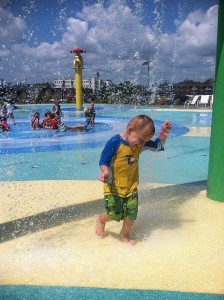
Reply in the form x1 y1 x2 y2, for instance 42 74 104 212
207 0 224 202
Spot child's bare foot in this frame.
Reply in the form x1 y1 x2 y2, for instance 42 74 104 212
95 217 105 238
120 234 137 246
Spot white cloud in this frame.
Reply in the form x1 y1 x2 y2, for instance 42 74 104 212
77 2 155 58
176 6 217 55
0 6 27 46
168 5 218 81
0 2 218 85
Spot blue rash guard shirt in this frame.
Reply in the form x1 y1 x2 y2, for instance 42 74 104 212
99 134 164 197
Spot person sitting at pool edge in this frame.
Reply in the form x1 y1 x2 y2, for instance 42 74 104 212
95 115 172 246
55 107 93 132
58 115 91 132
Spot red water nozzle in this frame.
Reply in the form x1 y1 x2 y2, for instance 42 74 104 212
70 48 87 54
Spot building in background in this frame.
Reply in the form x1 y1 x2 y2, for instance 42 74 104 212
172 80 213 96
53 78 112 93
53 79 74 89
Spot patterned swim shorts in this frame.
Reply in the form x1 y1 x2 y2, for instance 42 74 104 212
105 193 138 222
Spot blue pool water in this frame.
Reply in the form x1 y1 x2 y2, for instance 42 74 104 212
0 104 211 184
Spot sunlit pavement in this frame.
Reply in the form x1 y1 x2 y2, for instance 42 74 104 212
0 180 224 299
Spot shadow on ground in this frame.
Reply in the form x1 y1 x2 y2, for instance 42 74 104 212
0 180 207 243
134 180 207 240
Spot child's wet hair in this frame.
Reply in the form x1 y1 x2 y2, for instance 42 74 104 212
128 115 155 134
45 111 52 117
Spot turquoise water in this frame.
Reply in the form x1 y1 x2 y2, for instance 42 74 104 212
0 104 211 184
0 285 223 300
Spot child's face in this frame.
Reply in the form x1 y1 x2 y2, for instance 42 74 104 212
127 126 154 150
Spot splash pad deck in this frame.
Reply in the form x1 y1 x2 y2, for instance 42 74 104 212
0 180 224 299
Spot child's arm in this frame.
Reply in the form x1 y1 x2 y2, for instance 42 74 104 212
99 135 120 182
143 120 172 151
99 165 110 182
30 118 35 127
158 120 172 144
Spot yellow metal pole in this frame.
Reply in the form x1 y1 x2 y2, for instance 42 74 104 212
75 67 83 110
70 48 86 111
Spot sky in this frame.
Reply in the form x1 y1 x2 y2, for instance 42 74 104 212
0 0 219 86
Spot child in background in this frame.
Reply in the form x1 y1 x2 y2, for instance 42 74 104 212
0 102 7 118
52 100 63 116
96 115 172 245
84 107 93 126
41 111 58 129
49 113 59 129
41 111 51 128
6 101 16 124
0 116 10 131
88 96 95 126
30 112 41 129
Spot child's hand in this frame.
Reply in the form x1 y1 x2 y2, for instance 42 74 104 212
99 171 110 183
162 120 172 133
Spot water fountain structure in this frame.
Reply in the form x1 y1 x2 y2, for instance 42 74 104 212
70 48 87 111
